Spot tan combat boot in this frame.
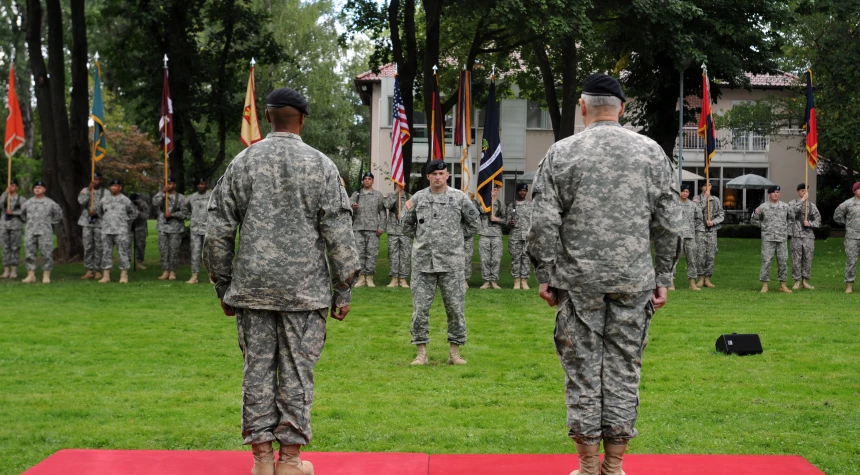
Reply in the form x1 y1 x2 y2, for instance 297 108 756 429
802 280 815 290
276 444 314 475
490 281 501 289
250 441 275 475
411 344 428 366
365 275 375 287
688 278 700 291
792 280 801 290
387 277 399 287
81 270 94 280
94 271 103 280
520 279 530 290
42 271 51 284
464 280 470 289
186 273 199 284
22 270 36 283
695 277 704 288
570 443 600 475
760 282 768 293
354 275 366 287
8 266 16 279
448 343 467 365
779 281 792 293
602 443 628 475
0 266 9 279
137 263 147 270
120 270 129 284
399 277 409 288
99 270 111 283
480 281 491 289
158 270 169 280
846 282 854 294
668 282 676 290
703 277 716 288
514 277 521 290
168 271 177 281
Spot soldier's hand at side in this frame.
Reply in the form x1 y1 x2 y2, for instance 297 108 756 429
351 202 359 210
539 283 558 307
219 299 236 316
331 304 350 321
651 287 667 310
376 229 383 237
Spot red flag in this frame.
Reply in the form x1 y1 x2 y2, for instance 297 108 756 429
429 71 446 160
159 68 174 154
697 67 717 172
4 66 25 159
804 69 818 169
389 75 410 187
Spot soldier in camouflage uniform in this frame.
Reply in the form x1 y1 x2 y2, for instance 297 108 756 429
203 88 358 475
186 177 212 284
78 172 106 280
21 181 63 284
475 186 506 289
695 184 724 288
402 160 480 366
506 183 533 289
527 74 681 475
152 177 188 281
1 180 25 279
383 183 411 288
751 185 794 293
126 194 150 270
350 171 385 287
671 184 702 290
96 179 138 284
833 182 860 294
788 183 821 290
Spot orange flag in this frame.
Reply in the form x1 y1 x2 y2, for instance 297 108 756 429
4 66 25 159
240 59 262 147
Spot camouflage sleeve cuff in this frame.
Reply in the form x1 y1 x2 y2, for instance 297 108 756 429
333 288 351 308
214 281 230 300
535 267 552 284
655 273 673 289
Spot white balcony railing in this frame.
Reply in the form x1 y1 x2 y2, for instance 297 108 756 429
678 126 767 152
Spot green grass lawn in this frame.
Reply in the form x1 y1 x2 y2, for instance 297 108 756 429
1 228 858 474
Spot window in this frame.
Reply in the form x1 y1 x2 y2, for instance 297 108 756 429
526 101 551 129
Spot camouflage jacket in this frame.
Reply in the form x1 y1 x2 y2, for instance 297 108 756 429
130 199 150 231
383 192 411 235
0 193 26 230
788 199 821 239
506 200 533 241
350 189 386 232
77 187 107 228
679 199 702 239
527 121 681 292
187 190 212 235
402 186 480 273
152 191 188 234
22 197 63 237
203 132 359 311
751 200 792 242
96 193 138 235
834 197 860 240
475 199 506 237
695 196 725 232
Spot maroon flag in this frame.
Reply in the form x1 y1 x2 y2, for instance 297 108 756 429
159 65 174 154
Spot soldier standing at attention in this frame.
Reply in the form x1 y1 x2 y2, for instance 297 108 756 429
96 179 138 284
78 171 106 280
788 183 821 290
476 185 505 289
127 193 150 270
204 87 358 475
507 183 533 289
695 183 723 288
403 160 480 366
672 184 702 290
527 74 680 475
751 185 794 293
350 171 385 287
21 181 63 284
383 182 411 288
1 180 25 279
833 182 860 294
152 177 188 281
186 177 212 284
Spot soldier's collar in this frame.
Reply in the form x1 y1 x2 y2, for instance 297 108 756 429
585 120 622 130
268 132 303 142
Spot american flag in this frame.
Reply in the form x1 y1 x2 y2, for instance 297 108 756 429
159 64 174 154
390 74 410 187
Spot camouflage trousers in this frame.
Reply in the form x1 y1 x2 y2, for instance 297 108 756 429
554 289 654 446
464 236 474 280
410 271 467 346
845 238 860 283
696 231 717 277
760 240 788 282
102 233 130 270
479 235 502 282
125 225 147 264
509 239 531 278
387 234 411 278
671 237 698 280
1 228 22 265
236 307 327 447
190 234 205 273
790 236 815 281
25 233 54 271
158 232 182 271
82 226 104 270
354 230 379 276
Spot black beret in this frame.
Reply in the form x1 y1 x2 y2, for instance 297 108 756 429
362 171 374 179
198 177 207 184
10 178 18 186
110 178 122 186
516 183 528 192
130 193 140 201
425 160 447 174
33 180 46 188
582 73 626 103
93 171 103 178
767 185 781 193
681 183 693 192
167 176 176 183
266 87 310 116
797 183 806 191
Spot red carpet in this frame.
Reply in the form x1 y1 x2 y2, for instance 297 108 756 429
22 449 824 475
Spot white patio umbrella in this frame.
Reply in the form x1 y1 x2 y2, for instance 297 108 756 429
725 174 777 190
681 169 705 181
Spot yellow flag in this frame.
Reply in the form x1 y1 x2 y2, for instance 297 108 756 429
241 61 262 147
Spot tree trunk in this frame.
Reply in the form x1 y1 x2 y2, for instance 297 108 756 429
532 42 561 140
204 0 238 181
421 0 443 148
389 0 419 186
558 36 578 140
69 0 90 184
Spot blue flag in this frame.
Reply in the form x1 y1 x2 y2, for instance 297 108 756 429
476 80 503 212
91 63 106 162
